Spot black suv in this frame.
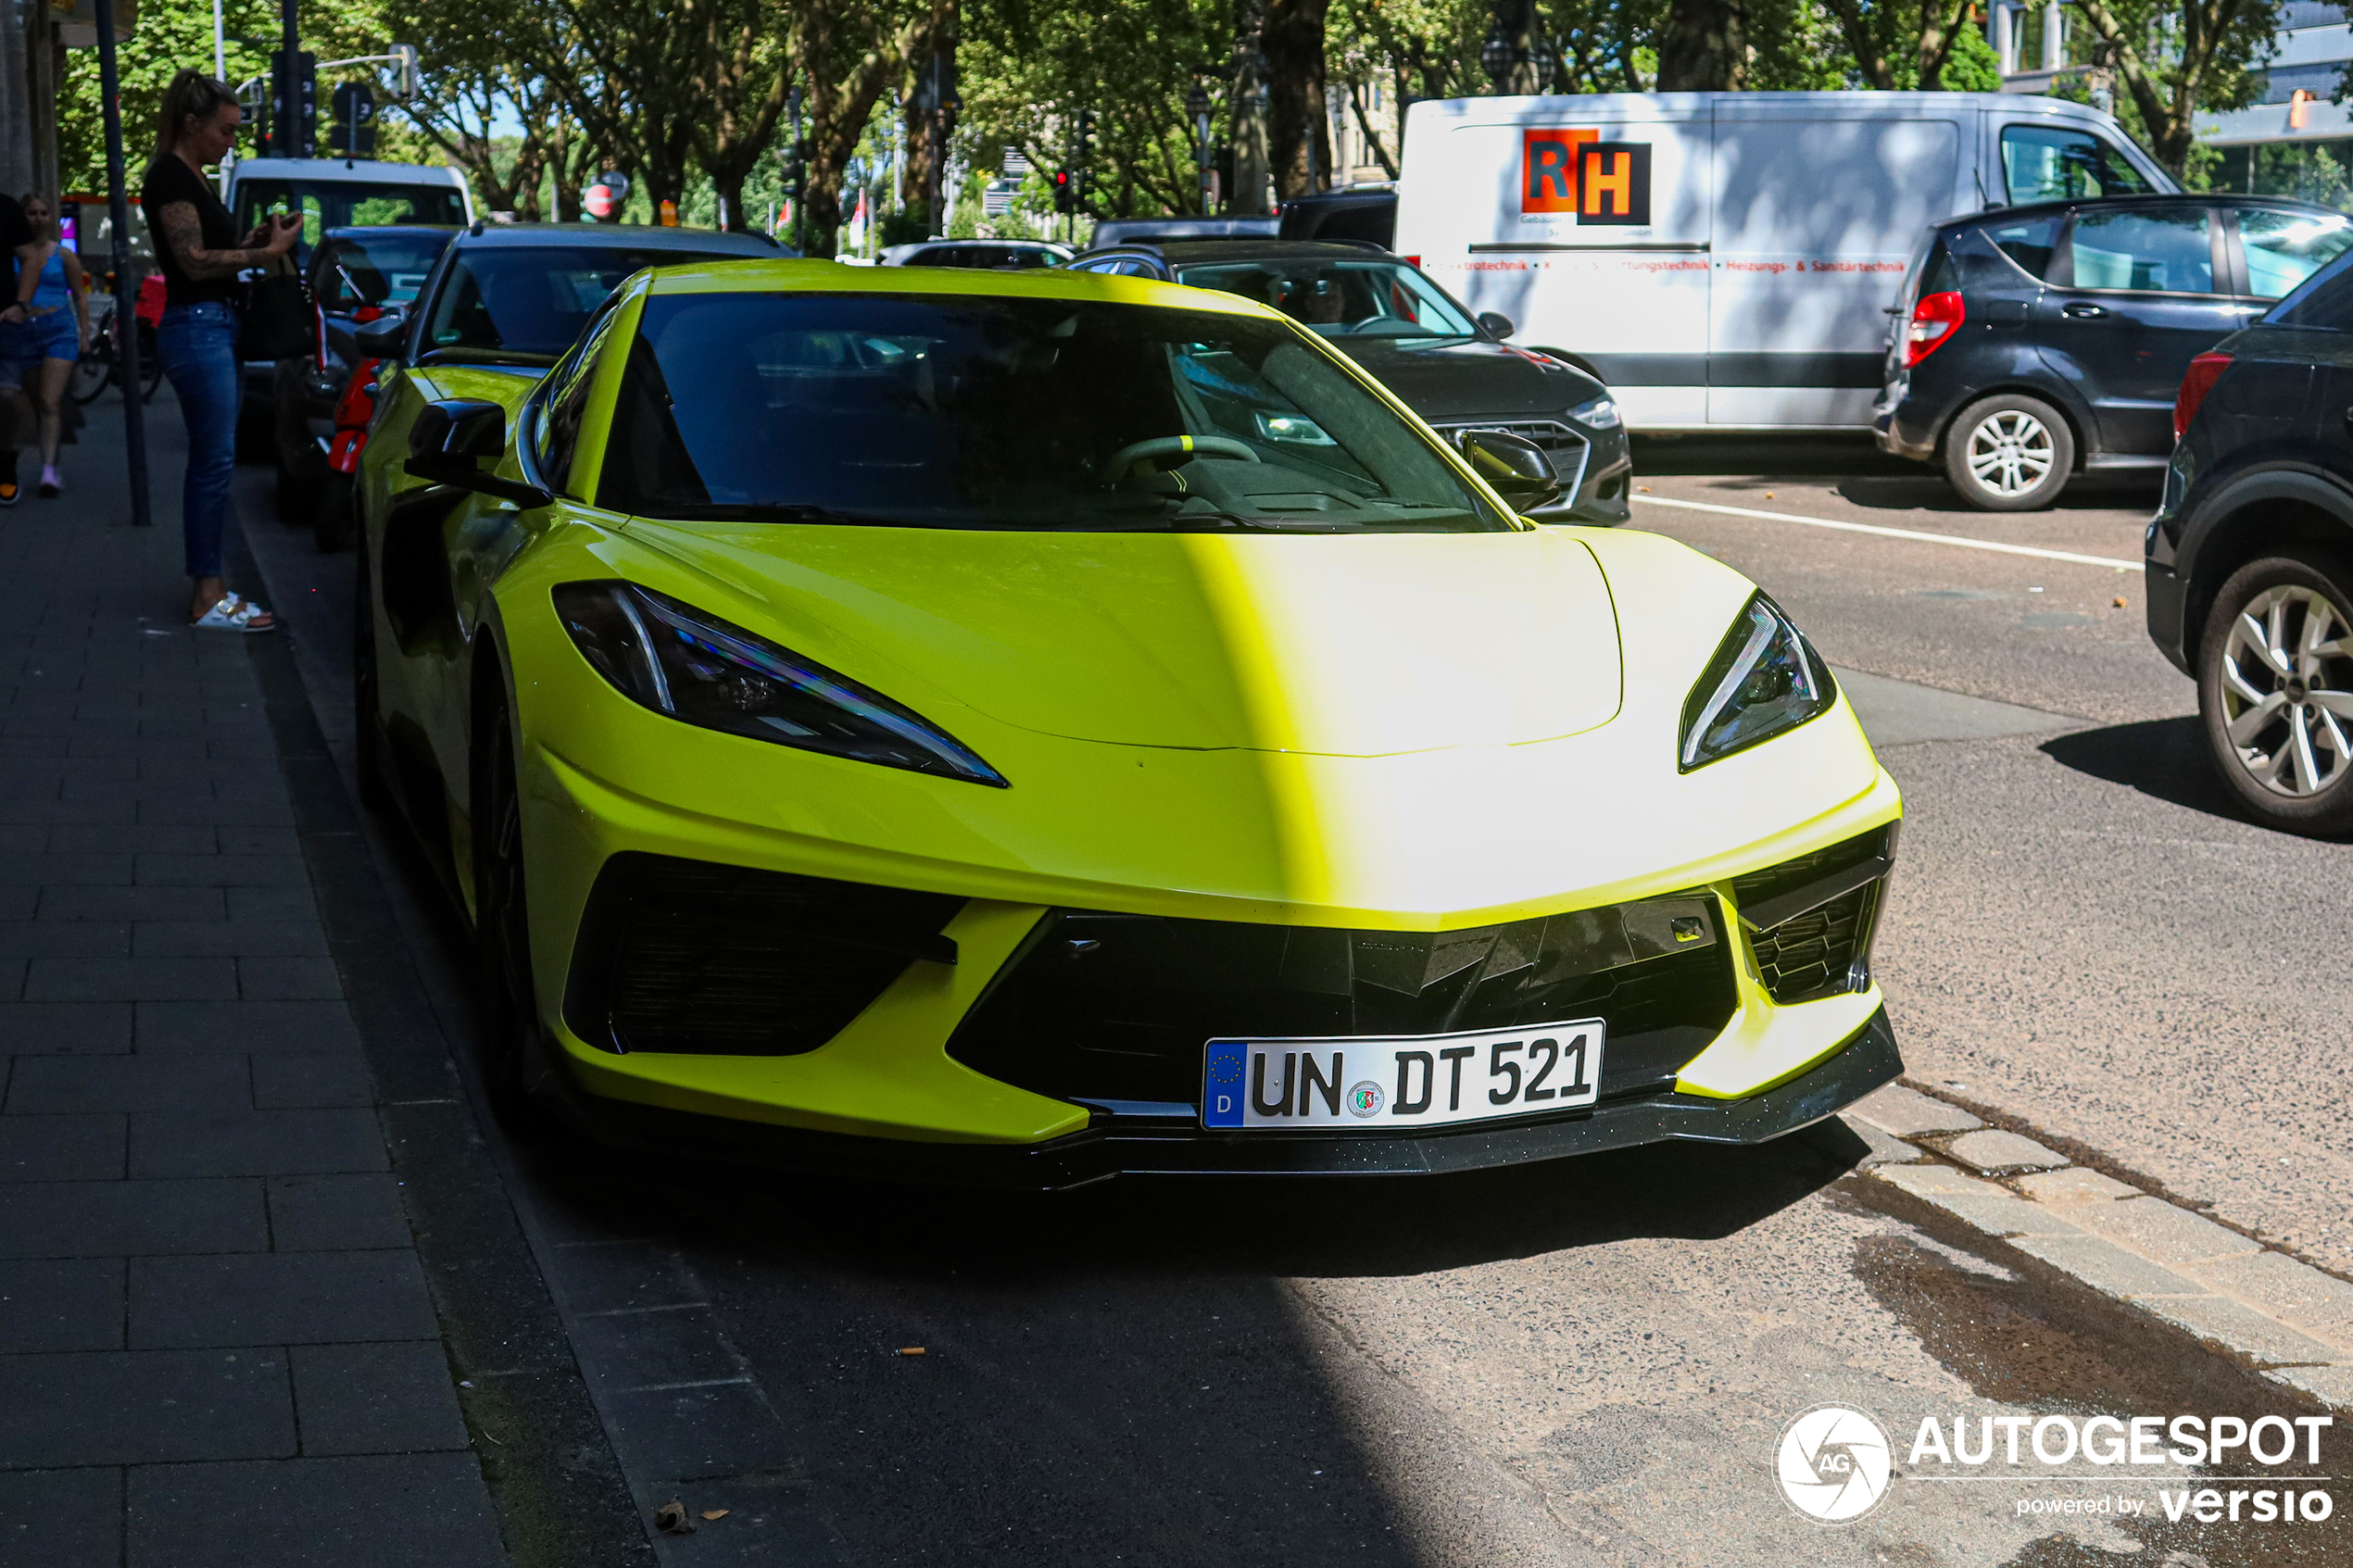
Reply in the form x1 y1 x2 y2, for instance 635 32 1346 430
1877 195 2353 511
2150 247 2353 836
1065 239 1629 523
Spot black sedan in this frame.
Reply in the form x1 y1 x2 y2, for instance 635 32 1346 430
1064 240 1629 524
2150 245 2353 836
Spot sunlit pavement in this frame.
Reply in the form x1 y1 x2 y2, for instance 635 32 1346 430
213 428 2353 1565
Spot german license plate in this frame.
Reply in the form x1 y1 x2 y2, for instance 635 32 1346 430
1201 1021 1604 1130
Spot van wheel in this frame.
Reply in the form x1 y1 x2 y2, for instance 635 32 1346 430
1943 394 2072 511
2196 552 2353 837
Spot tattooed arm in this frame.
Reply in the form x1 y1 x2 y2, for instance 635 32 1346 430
156 202 296 279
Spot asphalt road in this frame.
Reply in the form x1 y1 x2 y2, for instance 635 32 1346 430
224 433 2348 1568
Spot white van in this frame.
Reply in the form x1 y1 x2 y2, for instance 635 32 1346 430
1392 92 2175 432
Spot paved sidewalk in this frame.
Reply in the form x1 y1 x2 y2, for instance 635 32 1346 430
0 403 500 1565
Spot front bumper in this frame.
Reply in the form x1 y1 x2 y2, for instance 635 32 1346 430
551 1005 1902 1189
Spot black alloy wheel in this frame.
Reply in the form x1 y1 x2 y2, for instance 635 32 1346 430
472 679 547 1120
1943 392 2074 512
2197 552 2353 837
350 546 395 815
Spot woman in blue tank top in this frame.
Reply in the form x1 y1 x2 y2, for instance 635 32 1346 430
11 195 90 498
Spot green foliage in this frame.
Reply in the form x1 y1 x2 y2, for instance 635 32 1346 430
57 0 274 191
1937 17 2000 92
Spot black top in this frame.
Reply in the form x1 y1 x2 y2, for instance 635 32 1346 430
139 156 240 307
0 196 30 302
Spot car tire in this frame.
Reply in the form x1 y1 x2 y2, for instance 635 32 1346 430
1942 394 2073 512
351 547 396 816
313 471 355 554
472 675 549 1123
2197 552 2353 837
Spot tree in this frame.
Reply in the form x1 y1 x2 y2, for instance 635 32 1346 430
1265 0 1332 195
795 0 927 255
57 0 282 192
1655 0 1747 86
2067 0 2280 174
1814 0 2007 90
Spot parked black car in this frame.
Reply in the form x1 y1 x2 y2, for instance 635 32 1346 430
272 225 458 525
1278 187 1396 248
1064 239 1630 523
1877 194 2353 511
307 220 786 551
2148 247 2353 836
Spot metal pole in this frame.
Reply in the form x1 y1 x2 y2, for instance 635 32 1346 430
92 0 151 526
212 0 225 79
281 0 299 156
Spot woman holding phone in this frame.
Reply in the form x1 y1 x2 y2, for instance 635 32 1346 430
140 69 297 632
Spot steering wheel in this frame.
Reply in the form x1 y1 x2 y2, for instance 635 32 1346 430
1101 434 1261 480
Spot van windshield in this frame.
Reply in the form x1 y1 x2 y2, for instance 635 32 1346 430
234 180 468 248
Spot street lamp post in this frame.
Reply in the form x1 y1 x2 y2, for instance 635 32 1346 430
90 0 150 526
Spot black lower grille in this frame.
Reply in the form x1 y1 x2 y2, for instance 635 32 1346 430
562 854 963 1055
947 896 1739 1108
1732 826 1895 1005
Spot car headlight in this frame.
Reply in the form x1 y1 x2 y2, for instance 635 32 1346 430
1569 395 1621 431
552 582 1008 787
1679 594 1835 771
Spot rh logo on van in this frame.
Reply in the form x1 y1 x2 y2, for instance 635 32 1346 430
1521 129 1651 224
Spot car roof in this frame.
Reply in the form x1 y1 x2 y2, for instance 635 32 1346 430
639 257 1286 320
447 222 782 254
1938 193 2348 232
901 238 1065 248
227 158 468 185
1078 239 1396 266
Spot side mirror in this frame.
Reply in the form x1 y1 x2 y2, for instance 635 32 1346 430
1477 310 1516 339
404 398 552 508
1455 428 1563 510
352 311 409 358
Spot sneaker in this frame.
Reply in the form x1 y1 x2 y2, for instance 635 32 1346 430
35 466 57 498
0 481 18 508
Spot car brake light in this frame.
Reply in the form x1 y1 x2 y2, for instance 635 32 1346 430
1402 255 1420 269
1906 291 1965 367
2175 351 2233 441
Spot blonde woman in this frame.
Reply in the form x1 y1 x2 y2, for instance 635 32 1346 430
11 194 91 497
140 69 296 631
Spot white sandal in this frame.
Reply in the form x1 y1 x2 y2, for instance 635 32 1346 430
190 592 277 633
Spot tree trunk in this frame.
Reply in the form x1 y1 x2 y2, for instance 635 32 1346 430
1265 0 1331 200
1655 0 1746 90
1492 0 1544 94
1231 0 1271 215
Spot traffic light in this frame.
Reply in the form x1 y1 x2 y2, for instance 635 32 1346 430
329 82 376 158
269 50 317 158
1051 169 1075 214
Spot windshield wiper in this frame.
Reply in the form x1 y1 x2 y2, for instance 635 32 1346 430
637 502 904 526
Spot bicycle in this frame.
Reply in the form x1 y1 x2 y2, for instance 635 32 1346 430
68 295 162 406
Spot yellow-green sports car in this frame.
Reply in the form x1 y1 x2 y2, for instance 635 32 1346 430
355 257 1904 1185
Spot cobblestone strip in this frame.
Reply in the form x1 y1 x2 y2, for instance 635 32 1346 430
1845 1083 2353 1410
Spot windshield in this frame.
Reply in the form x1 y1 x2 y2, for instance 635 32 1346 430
427 247 749 358
1173 258 1479 339
599 292 1511 533
234 180 468 245
312 231 452 310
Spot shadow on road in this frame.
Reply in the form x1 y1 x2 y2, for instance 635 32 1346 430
2039 715 2250 823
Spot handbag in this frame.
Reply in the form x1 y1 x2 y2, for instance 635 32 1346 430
237 255 316 360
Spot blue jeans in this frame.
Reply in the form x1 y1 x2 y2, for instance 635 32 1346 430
155 302 241 579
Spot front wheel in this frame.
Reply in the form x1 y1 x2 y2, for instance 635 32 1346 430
1943 394 2073 512
2198 553 2353 836
473 683 549 1121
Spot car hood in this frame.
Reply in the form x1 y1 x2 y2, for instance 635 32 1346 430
617 523 1625 756
1327 336 1603 424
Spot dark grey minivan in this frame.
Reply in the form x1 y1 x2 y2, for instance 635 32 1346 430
1874 194 2353 510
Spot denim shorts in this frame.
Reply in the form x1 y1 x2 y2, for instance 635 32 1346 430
20 309 77 363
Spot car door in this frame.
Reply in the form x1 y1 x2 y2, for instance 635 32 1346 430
2227 205 2353 307
2038 204 2233 456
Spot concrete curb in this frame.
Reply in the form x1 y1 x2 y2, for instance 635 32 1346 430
1844 1084 2353 1409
